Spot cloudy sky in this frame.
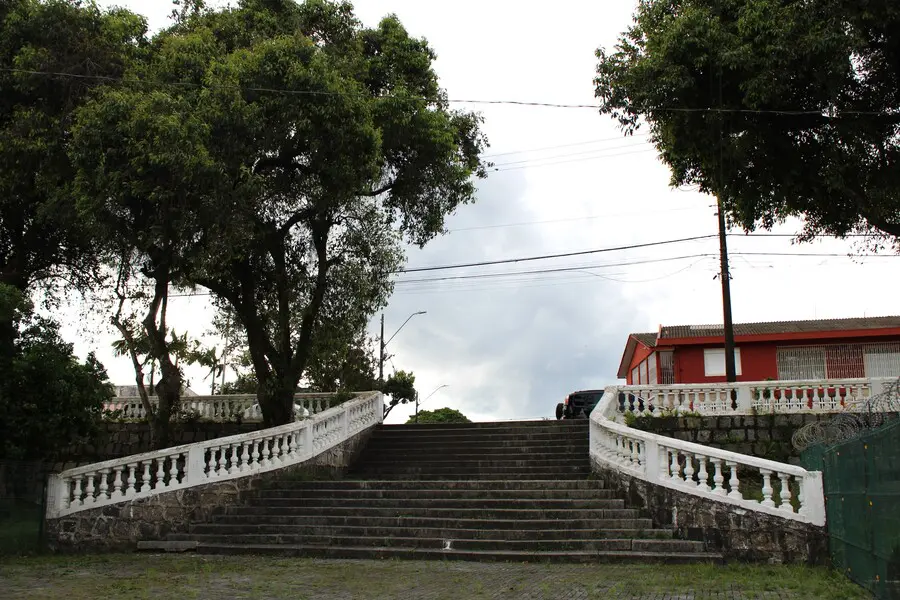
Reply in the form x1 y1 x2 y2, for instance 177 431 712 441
71 0 900 423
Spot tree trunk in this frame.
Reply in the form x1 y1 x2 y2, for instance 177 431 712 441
142 271 182 449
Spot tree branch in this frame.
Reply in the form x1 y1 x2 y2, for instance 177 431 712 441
359 181 394 197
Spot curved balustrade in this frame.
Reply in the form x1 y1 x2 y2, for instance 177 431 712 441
617 377 889 418
48 392 383 518
103 393 353 422
590 386 826 526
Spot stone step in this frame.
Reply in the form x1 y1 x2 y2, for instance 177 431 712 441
257 488 621 500
353 457 591 469
248 497 626 510
348 468 591 479
367 432 588 443
209 514 655 530
169 533 701 553
224 505 640 520
358 446 589 458
385 421 588 431
265 479 607 490
190 543 722 564
364 439 589 450
182 524 673 541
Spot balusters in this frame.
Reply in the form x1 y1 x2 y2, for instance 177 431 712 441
710 458 726 496
140 462 151 492
155 458 166 490
170 454 181 486
778 472 793 513
240 442 250 472
111 467 124 498
261 438 271 467
658 447 669 480
726 462 742 499
683 454 696 487
227 443 238 475
84 473 96 505
796 474 806 516
760 469 776 507
696 456 710 492
72 477 83 506
217 445 228 476
669 450 681 482
98 469 110 501
271 437 282 466
126 463 137 496
287 432 297 460
251 440 260 468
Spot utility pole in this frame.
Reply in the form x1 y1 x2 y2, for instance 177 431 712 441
717 196 737 384
378 313 385 383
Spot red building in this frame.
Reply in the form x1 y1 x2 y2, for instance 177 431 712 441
618 316 900 385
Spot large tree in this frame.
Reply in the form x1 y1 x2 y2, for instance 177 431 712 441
169 0 486 426
595 0 900 243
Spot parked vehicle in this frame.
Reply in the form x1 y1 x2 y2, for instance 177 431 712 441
555 389 604 420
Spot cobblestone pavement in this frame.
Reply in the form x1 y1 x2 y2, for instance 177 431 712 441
0 555 871 600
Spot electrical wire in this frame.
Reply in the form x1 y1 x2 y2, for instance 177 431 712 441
395 234 717 273
4 67 899 116
481 133 650 158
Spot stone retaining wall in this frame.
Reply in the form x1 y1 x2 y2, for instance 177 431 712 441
45 425 376 552
591 459 828 565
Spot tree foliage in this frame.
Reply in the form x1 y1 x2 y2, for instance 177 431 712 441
0 0 145 294
0 284 112 459
595 0 900 243
381 369 416 419
73 0 488 427
407 407 470 424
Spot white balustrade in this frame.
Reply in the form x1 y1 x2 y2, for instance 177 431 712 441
616 377 887 418
102 392 358 422
48 392 384 518
591 386 827 526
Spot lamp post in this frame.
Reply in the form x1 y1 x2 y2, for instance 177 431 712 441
415 384 449 423
379 311 426 382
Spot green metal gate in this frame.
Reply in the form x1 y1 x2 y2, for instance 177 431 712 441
805 420 900 599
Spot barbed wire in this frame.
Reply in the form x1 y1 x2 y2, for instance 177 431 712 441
791 377 900 451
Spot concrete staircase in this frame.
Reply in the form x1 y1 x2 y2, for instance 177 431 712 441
166 420 722 562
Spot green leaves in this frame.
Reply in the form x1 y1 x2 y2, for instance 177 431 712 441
595 0 900 242
407 407 470 425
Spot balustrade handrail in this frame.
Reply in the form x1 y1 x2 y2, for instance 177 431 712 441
62 399 355 479
600 417 809 478
590 385 827 526
48 391 384 518
619 377 878 391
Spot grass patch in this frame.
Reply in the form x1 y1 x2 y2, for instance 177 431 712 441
0 555 872 600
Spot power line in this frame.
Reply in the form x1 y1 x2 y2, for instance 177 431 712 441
4 67 899 116
488 141 652 168
395 254 715 284
445 205 705 232
395 235 717 273
492 148 658 172
481 133 649 158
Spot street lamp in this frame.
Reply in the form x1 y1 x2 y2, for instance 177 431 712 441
379 311 426 381
415 384 449 423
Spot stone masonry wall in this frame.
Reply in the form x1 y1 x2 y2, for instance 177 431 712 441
45 425 376 552
591 459 829 565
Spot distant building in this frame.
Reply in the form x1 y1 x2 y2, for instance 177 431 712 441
618 316 900 385
114 385 199 397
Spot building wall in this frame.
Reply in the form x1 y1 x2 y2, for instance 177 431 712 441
671 334 900 384
674 343 777 383
625 343 655 385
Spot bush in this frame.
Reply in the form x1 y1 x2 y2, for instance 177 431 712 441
407 407 471 424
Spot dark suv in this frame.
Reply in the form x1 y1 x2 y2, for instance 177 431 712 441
555 389 604 420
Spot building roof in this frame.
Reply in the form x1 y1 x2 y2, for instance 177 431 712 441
617 316 900 379
659 316 900 340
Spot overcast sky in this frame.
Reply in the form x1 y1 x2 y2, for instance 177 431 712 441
70 0 900 423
